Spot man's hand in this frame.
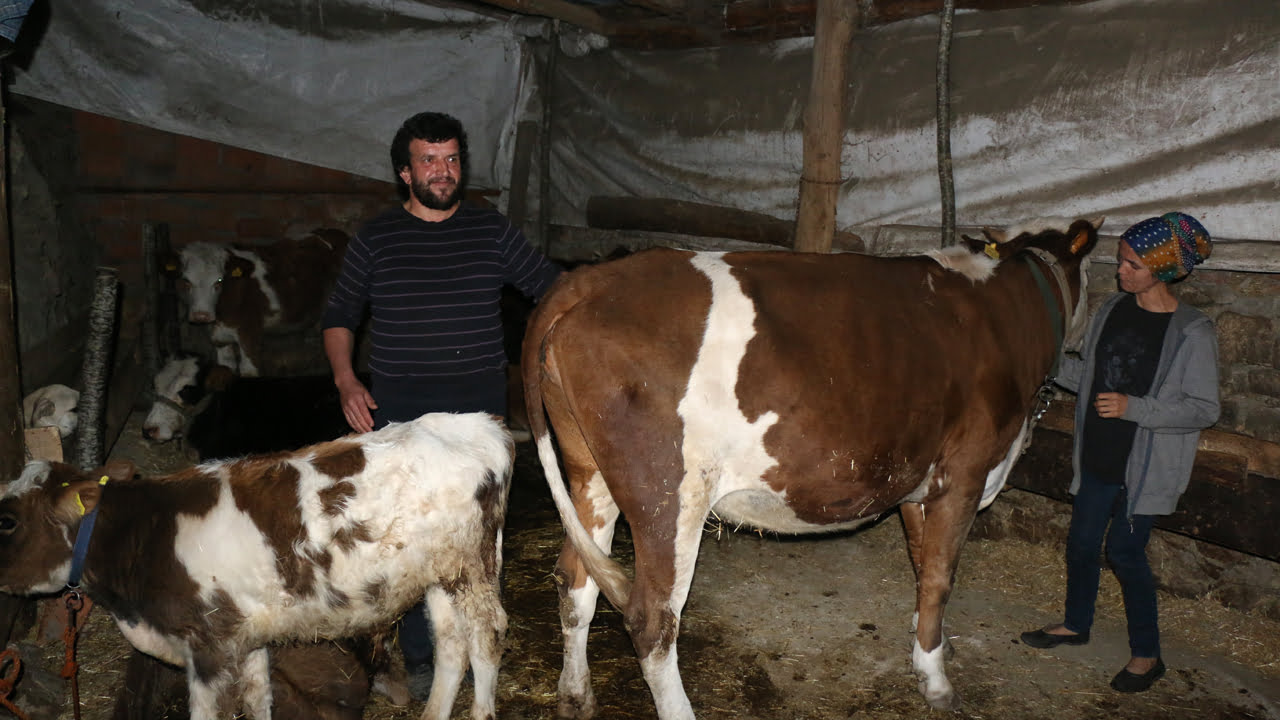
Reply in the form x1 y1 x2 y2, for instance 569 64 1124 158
336 377 377 433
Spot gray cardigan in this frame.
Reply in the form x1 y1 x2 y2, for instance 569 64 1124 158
1056 292 1221 517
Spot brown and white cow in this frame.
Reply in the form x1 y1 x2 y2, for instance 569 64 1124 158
168 228 348 376
0 412 512 720
522 219 1100 718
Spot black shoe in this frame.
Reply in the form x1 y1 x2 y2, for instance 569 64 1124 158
1019 627 1090 648
1110 658 1165 693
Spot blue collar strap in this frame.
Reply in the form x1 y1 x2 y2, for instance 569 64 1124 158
66 476 108 588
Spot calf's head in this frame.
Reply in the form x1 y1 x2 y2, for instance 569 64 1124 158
0 460 131 594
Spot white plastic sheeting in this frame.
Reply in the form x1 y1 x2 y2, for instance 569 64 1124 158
7 0 1277 243
551 0 1279 242
10 0 539 190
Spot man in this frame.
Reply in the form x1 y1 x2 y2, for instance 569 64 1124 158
322 111 561 699
1020 212 1219 694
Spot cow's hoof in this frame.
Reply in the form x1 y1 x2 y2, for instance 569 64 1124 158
556 693 598 719
372 672 410 706
924 688 961 712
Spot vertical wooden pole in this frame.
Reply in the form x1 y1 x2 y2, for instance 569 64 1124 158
794 0 858 254
73 267 118 470
0 86 21 478
936 0 958 247
538 21 559 256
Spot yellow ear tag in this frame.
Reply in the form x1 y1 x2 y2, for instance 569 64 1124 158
984 242 1001 260
75 494 86 516
164 263 177 271
231 267 244 277
99 475 109 486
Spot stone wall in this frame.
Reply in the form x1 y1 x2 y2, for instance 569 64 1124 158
1079 262 1280 444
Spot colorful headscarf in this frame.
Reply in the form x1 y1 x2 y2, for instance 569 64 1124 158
1121 212 1212 283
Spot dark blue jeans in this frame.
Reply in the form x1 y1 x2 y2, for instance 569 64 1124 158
1063 469 1159 658
372 373 507 672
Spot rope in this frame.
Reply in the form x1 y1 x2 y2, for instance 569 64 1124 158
0 647 30 720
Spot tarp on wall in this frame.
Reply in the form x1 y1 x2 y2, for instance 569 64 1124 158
9 0 540 190
7 0 1277 244
551 0 1279 243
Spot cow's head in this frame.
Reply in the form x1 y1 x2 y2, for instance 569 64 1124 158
965 217 1104 351
143 356 208 442
23 384 81 439
175 242 234 324
0 459 132 594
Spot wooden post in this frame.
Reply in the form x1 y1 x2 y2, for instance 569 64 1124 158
0 92 21 478
538 21 560 256
936 0 958 247
506 121 538 232
794 0 858 254
73 267 119 470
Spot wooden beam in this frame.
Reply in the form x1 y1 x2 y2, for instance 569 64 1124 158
586 195 864 251
794 0 858 253
0 91 21 478
1010 422 1280 562
471 0 614 35
1038 401 1280 481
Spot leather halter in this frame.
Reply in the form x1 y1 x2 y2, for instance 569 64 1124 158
1020 247 1074 378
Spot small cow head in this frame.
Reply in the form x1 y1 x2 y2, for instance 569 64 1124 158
143 356 212 442
0 459 133 594
22 384 81 438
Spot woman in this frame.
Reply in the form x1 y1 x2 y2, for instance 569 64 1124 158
1020 212 1220 693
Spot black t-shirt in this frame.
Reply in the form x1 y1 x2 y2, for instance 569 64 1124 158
1081 295 1172 483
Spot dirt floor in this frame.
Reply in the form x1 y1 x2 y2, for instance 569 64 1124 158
10 412 1280 720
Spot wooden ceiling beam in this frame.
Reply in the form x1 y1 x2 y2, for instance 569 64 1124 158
471 0 615 35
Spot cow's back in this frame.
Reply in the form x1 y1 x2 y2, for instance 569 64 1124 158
92 413 512 644
528 247 1060 528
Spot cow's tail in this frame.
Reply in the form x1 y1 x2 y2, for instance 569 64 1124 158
522 282 633 610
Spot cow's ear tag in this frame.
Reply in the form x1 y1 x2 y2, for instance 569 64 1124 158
164 262 177 271
74 494 86 516
231 267 243 277
99 475 109 486
984 242 1001 260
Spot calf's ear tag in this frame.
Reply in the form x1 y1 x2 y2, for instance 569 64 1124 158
74 494 86 516
984 242 1001 260
231 267 244 277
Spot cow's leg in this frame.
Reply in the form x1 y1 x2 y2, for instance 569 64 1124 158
463 579 508 720
555 470 620 719
421 587 467 720
185 648 235 720
899 481 983 712
623 489 709 720
240 647 273 719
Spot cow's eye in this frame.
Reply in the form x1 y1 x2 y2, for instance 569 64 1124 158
0 514 17 535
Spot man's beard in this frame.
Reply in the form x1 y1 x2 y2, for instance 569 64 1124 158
411 176 462 210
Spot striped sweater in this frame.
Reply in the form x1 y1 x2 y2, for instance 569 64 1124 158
321 205 561 385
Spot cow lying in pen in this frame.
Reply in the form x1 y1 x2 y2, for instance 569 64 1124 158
522 219 1100 718
0 412 513 720
142 354 356 458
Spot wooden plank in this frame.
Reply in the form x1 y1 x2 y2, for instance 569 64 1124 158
585 196 864 251
1010 426 1280 562
23 427 63 463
